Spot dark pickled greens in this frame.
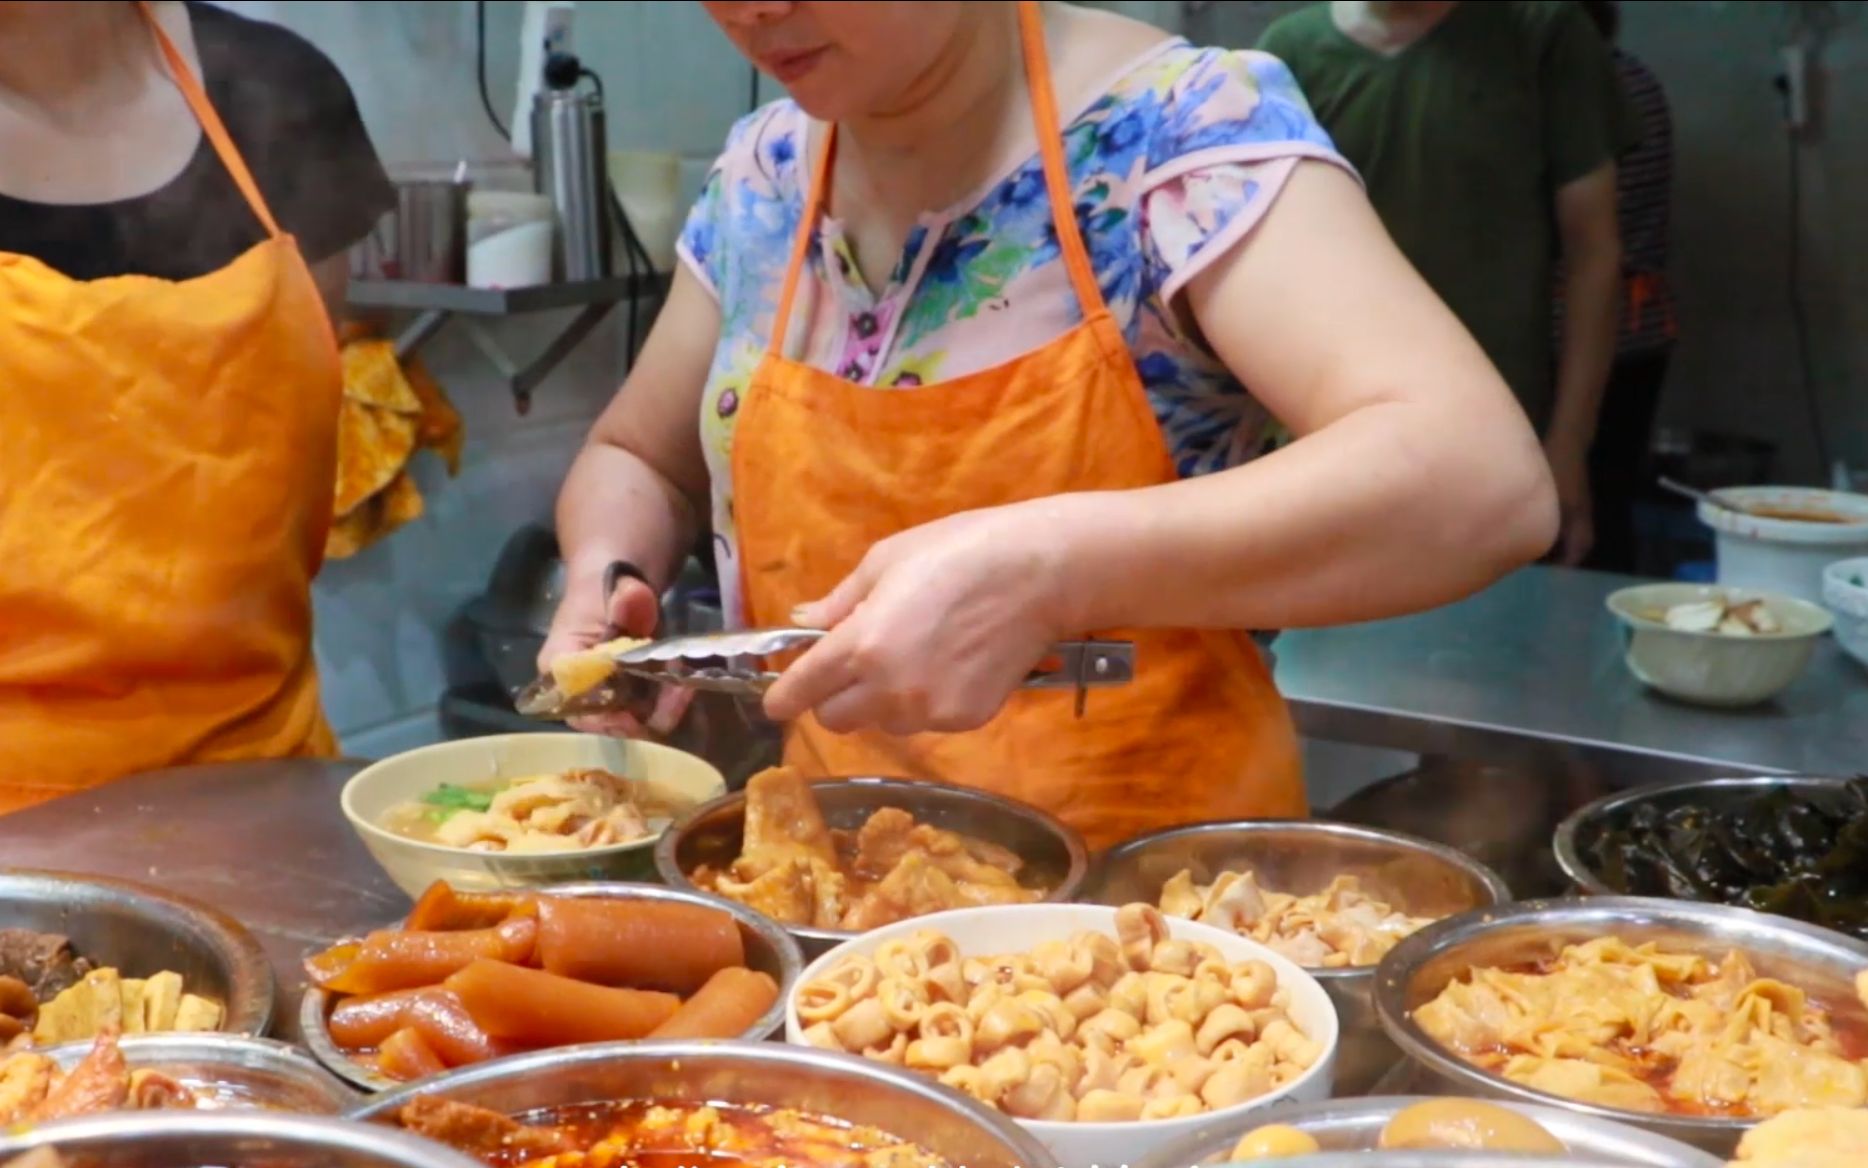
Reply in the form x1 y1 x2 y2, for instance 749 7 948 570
1582 778 1868 940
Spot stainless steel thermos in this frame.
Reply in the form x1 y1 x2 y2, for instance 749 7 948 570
531 86 611 281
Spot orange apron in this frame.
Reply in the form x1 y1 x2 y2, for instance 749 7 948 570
732 0 1305 850
0 3 339 815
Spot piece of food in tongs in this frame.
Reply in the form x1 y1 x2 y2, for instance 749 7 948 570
546 635 651 699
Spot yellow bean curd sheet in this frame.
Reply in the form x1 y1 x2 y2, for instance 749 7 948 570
1415 938 1868 1118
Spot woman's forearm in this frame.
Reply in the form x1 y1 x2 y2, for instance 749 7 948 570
555 441 698 595
1052 400 1557 634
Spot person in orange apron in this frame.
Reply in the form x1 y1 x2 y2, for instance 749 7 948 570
543 0 1556 849
0 1 392 814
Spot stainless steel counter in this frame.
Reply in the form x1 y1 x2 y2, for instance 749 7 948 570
1276 565 1868 783
0 760 394 1042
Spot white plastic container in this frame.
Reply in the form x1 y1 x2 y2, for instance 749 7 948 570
784 903 1338 1168
1697 486 1868 603
1821 557 1868 671
466 191 555 289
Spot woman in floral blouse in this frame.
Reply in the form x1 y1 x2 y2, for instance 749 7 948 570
541 1 1556 847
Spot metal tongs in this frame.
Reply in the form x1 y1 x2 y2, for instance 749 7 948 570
515 626 1135 721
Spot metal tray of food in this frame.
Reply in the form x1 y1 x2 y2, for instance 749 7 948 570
348 1039 1050 1168
42 1033 359 1114
1134 1095 1720 1168
654 775 1090 958
0 1111 482 1168
299 881 803 1091
0 868 272 1038
1373 895 1868 1155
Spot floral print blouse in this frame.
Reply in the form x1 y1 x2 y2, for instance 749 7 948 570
678 39 1351 623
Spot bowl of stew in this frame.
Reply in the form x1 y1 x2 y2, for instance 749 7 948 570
347 1039 1052 1168
1697 486 1868 604
1373 896 1868 1155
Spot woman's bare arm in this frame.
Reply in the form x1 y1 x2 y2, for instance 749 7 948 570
543 267 720 662
1057 161 1558 632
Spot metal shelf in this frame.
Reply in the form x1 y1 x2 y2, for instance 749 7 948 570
348 273 669 413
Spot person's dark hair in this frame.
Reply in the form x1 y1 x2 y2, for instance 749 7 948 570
1579 0 1619 42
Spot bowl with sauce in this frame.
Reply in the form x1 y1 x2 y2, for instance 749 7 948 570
341 733 726 896
1697 486 1868 604
346 1039 1052 1168
1373 896 1868 1155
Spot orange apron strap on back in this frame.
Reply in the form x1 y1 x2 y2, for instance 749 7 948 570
1015 0 1104 320
135 0 282 239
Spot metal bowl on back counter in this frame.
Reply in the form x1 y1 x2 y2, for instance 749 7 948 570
1554 774 1863 900
43 1033 359 1113
300 881 803 1092
1373 896 1868 1155
1133 1095 1720 1168
0 1111 482 1168
0 868 273 1037
348 1039 1052 1168
1080 821 1511 1094
654 777 1089 957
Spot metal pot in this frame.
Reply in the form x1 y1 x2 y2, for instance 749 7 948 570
348 1039 1051 1168
0 1112 481 1168
654 777 1090 957
1081 820 1511 1096
299 881 803 1092
1372 895 1868 1155
1553 774 1862 896
1133 1095 1719 1168
43 1034 358 1114
0 868 273 1037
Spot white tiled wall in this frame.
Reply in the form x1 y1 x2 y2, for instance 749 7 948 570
216 1 757 755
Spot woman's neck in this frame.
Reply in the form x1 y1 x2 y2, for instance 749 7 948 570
835 1 1022 214
0 2 147 109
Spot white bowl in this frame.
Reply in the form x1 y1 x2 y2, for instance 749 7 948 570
783 903 1339 1168
1822 556 1868 671
340 733 726 896
1697 486 1868 603
1606 584 1833 707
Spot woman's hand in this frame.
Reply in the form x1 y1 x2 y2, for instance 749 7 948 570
537 567 693 739
763 503 1075 735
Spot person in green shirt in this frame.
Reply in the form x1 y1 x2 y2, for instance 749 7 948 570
1260 1 1631 565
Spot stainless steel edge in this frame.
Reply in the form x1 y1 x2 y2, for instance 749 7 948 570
0 1110 484 1168
346 1038 1052 1168
1551 774 1861 895
1372 895 1868 1155
300 881 805 1093
1079 819 1512 1096
653 776 1091 958
42 1033 361 1113
0 866 274 1037
1132 1094 1721 1168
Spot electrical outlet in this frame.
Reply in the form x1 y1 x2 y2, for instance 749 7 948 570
1778 44 1811 131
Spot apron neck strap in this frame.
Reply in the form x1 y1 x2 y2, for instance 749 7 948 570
769 0 1106 357
135 0 282 239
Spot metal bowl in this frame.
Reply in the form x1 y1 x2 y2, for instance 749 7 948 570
0 1111 482 1168
1237 1157 1672 1168
301 881 804 1092
654 777 1090 957
1081 820 1510 1094
43 1034 359 1114
0 868 272 1036
1553 774 1862 896
1373 895 1868 1155
1134 1095 1720 1168
348 1038 1051 1168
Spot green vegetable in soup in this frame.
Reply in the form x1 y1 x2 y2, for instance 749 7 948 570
418 783 498 822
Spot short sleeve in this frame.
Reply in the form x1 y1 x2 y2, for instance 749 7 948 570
677 106 783 301
1537 5 1630 188
202 8 395 264
1136 49 1354 307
